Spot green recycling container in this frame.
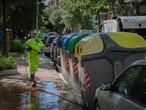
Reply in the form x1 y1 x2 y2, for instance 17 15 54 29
66 33 89 53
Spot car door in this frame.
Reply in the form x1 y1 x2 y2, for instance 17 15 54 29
98 65 146 110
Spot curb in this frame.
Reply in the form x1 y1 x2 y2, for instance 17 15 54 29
0 68 19 76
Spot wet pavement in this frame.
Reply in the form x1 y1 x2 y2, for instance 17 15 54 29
0 55 84 110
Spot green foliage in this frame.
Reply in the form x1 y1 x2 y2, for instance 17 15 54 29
10 39 25 53
0 0 130 35
60 0 108 29
59 0 130 30
42 6 64 33
0 54 16 70
61 0 93 29
42 0 107 30
92 0 107 13
0 0 35 30
0 0 45 36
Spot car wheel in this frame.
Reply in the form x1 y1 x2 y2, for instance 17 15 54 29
95 100 100 110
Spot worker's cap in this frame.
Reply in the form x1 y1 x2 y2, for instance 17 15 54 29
37 31 44 38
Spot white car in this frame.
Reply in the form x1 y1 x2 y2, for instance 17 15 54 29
95 60 146 110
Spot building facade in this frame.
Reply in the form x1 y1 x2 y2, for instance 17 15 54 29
123 0 146 15
49 0 61 7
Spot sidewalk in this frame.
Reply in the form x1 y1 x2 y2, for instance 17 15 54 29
0 54 83 110
0 55 63 87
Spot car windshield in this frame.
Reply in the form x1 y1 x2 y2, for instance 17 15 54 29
47 37 57 43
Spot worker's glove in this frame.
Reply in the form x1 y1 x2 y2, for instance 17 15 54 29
39 52 44 55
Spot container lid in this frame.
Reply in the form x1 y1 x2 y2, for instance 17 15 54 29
75 33 104 58
62 33 77 49
108 32 146 48
66 33 88 53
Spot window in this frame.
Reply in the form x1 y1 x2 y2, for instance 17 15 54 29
139 5 146 15
112 65 146 105
47 37 56 43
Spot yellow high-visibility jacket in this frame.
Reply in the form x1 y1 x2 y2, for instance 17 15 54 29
25 38 44 74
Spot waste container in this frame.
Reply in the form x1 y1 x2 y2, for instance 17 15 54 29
53 34 71 68
58 33 77 80
74 32 146 109
67 33 90 76
62 33 77 49
66 33 89 53
64 33 90 98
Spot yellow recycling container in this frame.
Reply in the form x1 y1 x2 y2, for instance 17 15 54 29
74 32 146 110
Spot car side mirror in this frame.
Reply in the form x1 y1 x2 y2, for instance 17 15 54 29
101 82 112 90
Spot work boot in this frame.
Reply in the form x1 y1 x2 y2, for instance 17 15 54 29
32 83 36 88
31 75 37 84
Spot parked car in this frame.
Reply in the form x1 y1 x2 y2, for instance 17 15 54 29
44 32 58 57
44 32 58 40
94 60 146 110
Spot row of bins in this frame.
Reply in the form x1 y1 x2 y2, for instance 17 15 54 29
53 32 146 110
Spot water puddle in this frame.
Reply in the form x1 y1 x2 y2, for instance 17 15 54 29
0 82 60 110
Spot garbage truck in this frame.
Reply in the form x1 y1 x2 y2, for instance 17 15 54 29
99 16 146 39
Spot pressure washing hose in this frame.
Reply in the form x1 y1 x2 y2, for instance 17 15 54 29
35 86 84 108
18 45 86 109
22 50 85 109
3 75 85 108
18 81 85 108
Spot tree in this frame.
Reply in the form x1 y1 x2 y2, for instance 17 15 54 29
61 0 93 30
104 0 130 16
0 0 45 38
60 0 131 31
42 6 64 33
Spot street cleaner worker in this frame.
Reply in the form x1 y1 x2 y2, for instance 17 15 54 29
25 31 44 86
